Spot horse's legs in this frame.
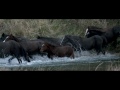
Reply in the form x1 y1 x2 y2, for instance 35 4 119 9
14 52 22 64
28 54 33 59
25 55 30 62
102 51 105 55
111 40 117 48
97 51 100 55
101 48 106 55
95 49 100 55
16 57 22 64
8 56 15 64
97 48 105 55
48 54 53 60
40 52 47 57
70 53 74 59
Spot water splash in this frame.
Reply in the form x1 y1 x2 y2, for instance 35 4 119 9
0 51 119 67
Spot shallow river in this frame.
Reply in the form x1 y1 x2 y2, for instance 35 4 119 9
0 51 120 71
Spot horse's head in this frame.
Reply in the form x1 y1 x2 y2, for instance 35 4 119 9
84 28 96 38
84 26 100 37
40 43 49 52
37 36 41 39
3 34 14 42
3 34 19 42
85 26 104 38
1 33 9 41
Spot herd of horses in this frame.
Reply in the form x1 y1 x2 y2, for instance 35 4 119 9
0 25 120 64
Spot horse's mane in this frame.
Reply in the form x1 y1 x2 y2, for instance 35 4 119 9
44 42 56 48
37 36 58 40
63 35 80 50
88 26 103 30
10 34 20 42
87 26 110 32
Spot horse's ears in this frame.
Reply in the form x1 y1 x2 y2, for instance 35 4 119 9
2 33 5 37
37 36 40 39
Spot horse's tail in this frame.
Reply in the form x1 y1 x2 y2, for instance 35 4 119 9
20 45 30 62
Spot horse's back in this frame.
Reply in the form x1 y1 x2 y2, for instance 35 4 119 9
56 46 74 56
64 46 74 58
37 36 61 46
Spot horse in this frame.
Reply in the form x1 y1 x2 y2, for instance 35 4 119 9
60 35 82 53
1 33 29 42
37 36 62 46
0 40 30 64
3 34 46 59
0 38 3 42
85 26 104 38
85 26 120 48
0 33 9 42
61 35 107 55
40 42 74 59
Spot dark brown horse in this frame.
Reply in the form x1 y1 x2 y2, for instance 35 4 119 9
40 42 74 59
0 40 30 64
3 34 46 59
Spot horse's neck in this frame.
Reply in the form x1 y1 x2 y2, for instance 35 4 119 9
13 36 20 42
67 37 81 50
48 45 57 54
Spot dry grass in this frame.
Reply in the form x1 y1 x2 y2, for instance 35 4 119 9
0 19 120 52
107 62 120 71
0 19 111 39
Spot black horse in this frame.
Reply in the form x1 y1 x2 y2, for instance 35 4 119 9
0 33 9 42
61 35 107 55
3 34 46 59
85 26 120 48
1 33 29 42
85 26 104 37
37 36 62 46
0 40 30 64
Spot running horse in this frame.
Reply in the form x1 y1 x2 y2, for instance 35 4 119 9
85 26 120 48
3 34 46 59
61 35 107 55
0 40 30 64
40 42 74 59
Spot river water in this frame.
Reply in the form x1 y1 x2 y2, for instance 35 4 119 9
0 51 120 71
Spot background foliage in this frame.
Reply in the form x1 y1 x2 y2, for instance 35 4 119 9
0 19 120 52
